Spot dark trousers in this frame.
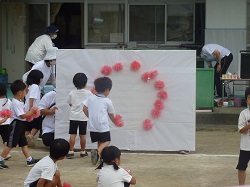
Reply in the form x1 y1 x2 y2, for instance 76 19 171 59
214 53 233 97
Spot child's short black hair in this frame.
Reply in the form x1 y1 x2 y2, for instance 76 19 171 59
50 138 70 160
245 87 250 101
0 83 7 97
26 70 44 85
94 77 112 93
96 146 121 170
73 73 87 89
10 80 26 95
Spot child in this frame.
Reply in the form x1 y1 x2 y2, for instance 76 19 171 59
0 83 12 160
96 146 136 187
24 138 70 187
83 77 116 165
0 80 39 169
38 90 57 147
236 87 250 185
66 73 92 158
25 69 44 148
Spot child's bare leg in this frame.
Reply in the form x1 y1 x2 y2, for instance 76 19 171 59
97 141 110 156
21 145 31 158
79 134 86 151
69 134 77 151
30 128 39 137
1 146 12 158
238 170 246 185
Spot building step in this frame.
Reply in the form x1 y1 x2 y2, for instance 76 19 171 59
196 107 245 126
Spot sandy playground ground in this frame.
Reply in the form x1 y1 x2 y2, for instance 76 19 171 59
0 127 248 187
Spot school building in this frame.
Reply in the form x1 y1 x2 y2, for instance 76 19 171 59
0 0 248 84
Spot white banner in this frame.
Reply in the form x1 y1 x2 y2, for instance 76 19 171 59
55 49 196 151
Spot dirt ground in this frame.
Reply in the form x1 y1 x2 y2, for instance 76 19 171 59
0 127 247 187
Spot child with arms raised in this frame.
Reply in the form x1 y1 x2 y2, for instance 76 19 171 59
96 146 136 187
0 80 39 169
24 138 70 187
83 77 115 165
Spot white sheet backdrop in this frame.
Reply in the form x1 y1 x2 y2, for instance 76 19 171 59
55 49 196 151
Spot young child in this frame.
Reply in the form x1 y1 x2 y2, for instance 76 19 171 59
236 87 250 185
38 90 57 147
66 73 92 158
0 80 39 169
24 138 70 187
96 146 136 187
0 83 12 160
25 69 44 147
83 77 116 165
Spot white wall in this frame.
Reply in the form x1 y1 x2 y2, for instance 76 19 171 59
1 3 26 83
206 0 246 29
205 0 247 76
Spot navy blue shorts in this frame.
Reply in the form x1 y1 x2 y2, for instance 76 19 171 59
7 119 28 147
0 125 10 143
69 120 87 135
90 131 111 143
26 116 42 131
236 150 250 170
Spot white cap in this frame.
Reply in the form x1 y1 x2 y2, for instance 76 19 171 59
44 47 58 60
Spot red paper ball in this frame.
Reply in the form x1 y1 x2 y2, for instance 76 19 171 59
157 90 168 100
26 115 34 122
101 65 112 76
0 109 12 118
113 62 124 71
114 114 124 127
150 70 158 79
143 119 153 130
32 106 40 118
130 60 141 71
154 80 165 90
63 182 72 187
151 108 161 118
141 72 151 82
154 99 165 110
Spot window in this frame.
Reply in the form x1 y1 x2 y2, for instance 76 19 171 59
129 5 165 44
88 4 125 43
167 4 194 42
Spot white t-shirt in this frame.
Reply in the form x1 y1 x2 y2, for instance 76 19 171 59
66 89 92 121
24 155 57 187
25 34 53 64
201 44 231 66
0 98 11 125
238 108 250 151
10 98 26 122
83 94 115 132
25 84 41 110
97 165 132 187
38 91 56 134
23 60 56 89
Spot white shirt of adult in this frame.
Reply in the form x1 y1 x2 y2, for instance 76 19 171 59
38 90 56 134
25 84 41 110
66 89 93 121
25 34 53 64
23 60 56 89
0 98 11 125
83 94 115 132
201 44 231 67
10 98 26 122
238 108 250 151
97 165 132 187
24 155 58 187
